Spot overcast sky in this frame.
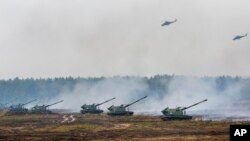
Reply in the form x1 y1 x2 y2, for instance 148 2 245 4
0 0 249 79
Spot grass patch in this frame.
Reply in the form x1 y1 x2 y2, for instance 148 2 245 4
36 124 101 132
0 114 58 125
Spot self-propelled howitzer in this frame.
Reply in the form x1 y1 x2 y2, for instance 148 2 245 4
80 97 116 114
107 96 147 116
8 99 37 114
161 99 207 120
30 100 64 114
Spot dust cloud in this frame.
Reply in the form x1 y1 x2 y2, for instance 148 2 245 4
52 76 250 119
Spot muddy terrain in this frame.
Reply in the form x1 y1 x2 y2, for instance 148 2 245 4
0 113 248 141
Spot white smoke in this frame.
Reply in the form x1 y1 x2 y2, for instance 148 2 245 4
52 77 148 112
52 76 250 119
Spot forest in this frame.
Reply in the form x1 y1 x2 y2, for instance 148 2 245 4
0 75 249 106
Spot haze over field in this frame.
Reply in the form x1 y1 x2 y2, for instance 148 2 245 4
0 0 250 78
52 76 250 118
1 76 250 118
0 1 250 120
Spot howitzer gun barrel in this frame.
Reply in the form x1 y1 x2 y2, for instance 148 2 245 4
181 99 207 110
21 99 37 106
96 97 115 106
125 96 147 108
45 100 64 108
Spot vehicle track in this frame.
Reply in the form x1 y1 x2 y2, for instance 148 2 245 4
61 114 76 123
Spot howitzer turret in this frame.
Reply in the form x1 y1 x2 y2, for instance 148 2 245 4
161 99 208 120
80 97 116 114
107 96 147 116
8 99 37 114
30 100 64 114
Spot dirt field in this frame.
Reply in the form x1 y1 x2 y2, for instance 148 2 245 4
0 113 248 141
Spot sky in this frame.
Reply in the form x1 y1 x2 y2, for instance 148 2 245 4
0 0 250 79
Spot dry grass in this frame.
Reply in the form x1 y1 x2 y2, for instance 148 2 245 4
0 114 248 140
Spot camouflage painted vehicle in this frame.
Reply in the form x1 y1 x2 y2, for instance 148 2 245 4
161 99 207 120
30 100 64 114
80 97 115 114
107 96 147 116
8 99 37 114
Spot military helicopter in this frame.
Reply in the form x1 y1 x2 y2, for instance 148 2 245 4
30 100 64 114
80 97 115 114
107 96 147 116
233 33 248 40
161 19 177 26
161 99 207 120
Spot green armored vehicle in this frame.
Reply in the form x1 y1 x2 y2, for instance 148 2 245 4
161 99 207 120
30 100 64 114
107 96 147 116
8 99 37 114
80 97 115 114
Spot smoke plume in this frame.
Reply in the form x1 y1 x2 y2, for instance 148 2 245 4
52 76 250 119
